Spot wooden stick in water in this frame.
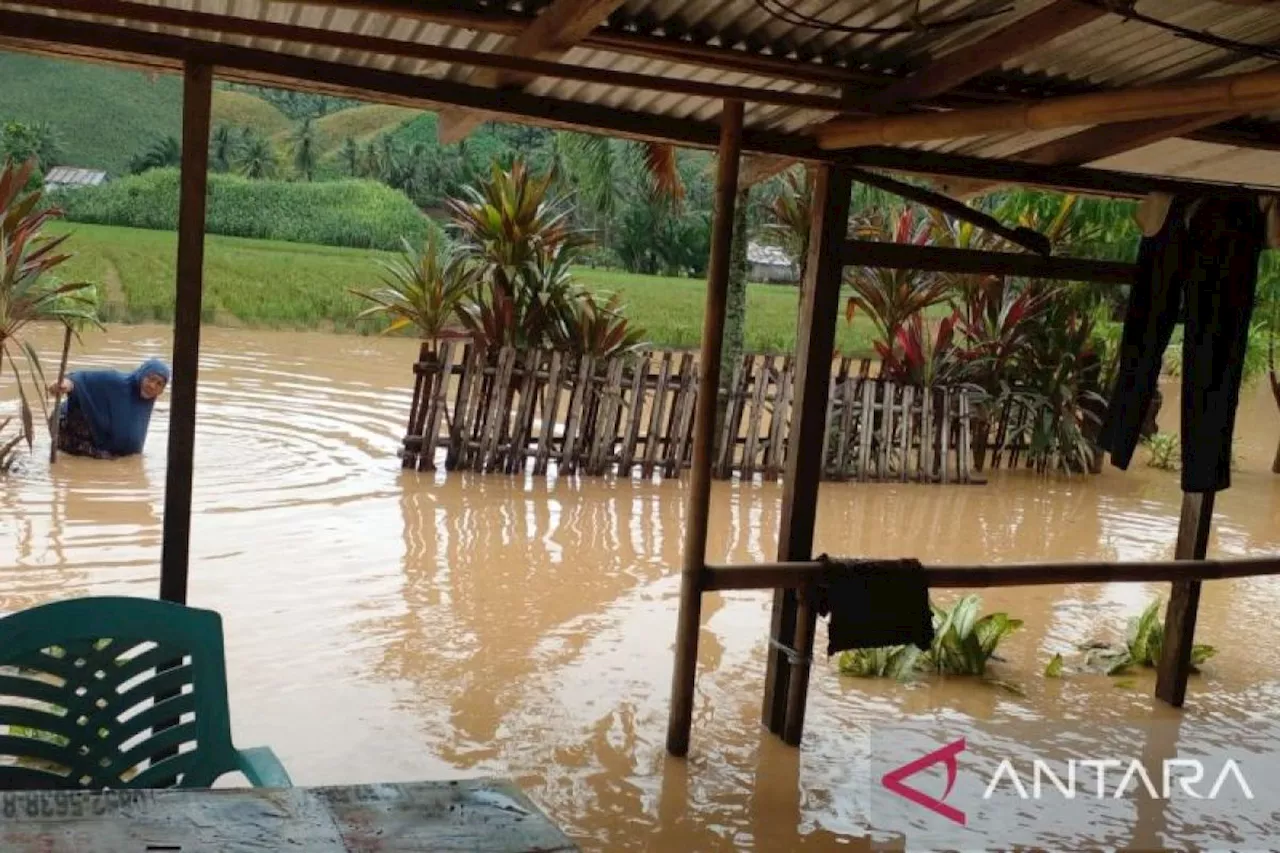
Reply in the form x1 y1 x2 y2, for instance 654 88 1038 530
48 323 73 464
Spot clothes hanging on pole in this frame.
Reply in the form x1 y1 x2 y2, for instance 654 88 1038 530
806 554 934 656
1100 195 1267 493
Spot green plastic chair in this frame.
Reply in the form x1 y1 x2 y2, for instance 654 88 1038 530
0 596 291 791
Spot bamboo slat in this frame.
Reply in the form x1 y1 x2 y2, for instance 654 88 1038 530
715 356 745 478
764 354 792 479
420 342 460 472
742 356 771 478
819 359 843 478
643 352 673 478
669 360 698 477
959 390 972 484
590 359 626 475
619 353 650 475
534 350 564 476
506 348 541 474
879 381 893 479
452 347 486 470
560 356 594 474
940 388 951 485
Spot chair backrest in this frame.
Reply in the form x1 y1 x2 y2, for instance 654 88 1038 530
0 596 238 790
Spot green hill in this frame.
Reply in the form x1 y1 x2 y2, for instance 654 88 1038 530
311 104 417 156
0 51 294 175
0 51 183 175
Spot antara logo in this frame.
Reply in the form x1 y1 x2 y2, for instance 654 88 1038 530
881 737 967 826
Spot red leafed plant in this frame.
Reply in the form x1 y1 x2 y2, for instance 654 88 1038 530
877 311 963 388
0 157 100 466
845 208 952 345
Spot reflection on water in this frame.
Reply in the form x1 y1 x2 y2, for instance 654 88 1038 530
3 323 1280 849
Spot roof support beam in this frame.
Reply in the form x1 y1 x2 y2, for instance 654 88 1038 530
934 111 1242 197
818 64 1280 149
855 0 1106 112
841 240 1136 285
435 0 629 144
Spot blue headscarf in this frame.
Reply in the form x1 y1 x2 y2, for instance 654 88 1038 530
66 358 170 456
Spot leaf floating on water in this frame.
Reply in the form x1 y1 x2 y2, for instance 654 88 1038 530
987 678 1025 696
1113 679 1137 690
1044 653 1064 678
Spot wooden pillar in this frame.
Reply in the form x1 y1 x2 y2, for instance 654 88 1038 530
762 163 854 742
665 100 744 758
159 61 213 605
1155 491 1215 706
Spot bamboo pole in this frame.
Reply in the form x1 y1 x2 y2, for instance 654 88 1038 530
704 551 1280 592
762 161 854 745
47 323 73 464
818 65 1280 149
159 60 212 606
666 100 743 759
1156 491 1216 707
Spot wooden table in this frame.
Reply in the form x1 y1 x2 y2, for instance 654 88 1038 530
0 779 578 852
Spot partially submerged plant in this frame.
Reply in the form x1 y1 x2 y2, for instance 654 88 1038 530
1142 432 1180 471
837 595 1022 680
0 157 100 462
556 291 646 358
1065 598 1217 678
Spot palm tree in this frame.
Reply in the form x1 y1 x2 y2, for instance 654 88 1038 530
209 125 241 173
0 158 101 465
341 137 359 177
128 136 181 174
291 117 317 181
237 131 279 180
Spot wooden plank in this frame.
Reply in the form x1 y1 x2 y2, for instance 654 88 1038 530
481 347 517 472
668 359 698 477
420 342 459 472
619 353 649 476
920 387 934 483
667 101 743 759
534 350 564 476
0 781 578 852
589 358 625 475
1156 491 1217 707
462 351 494 470
764 354 793 479
759 163 853 746
819 358 844 479
159 61 212 606
959 389 972 484
834 360 856 480
402 341 431 469
447 345 479 470
899 385 914 483
879 381 893 480
940 387 951 485
560 356 594 475
742 356 770 479
507 348 542 474
857 378 874 483
643 352 673 478
714 356 744 478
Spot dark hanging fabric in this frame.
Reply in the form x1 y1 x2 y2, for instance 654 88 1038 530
1100 195 1265 493
807 554 934 657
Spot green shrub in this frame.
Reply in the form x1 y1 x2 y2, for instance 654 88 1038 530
58 169 438 250
1142 432 1180 470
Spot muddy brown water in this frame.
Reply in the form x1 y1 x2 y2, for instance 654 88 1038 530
3 323 1280 850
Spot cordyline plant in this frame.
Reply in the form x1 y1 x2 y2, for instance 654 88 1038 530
845 207 952 346
351 231 473 351
556 292 646 358
447 159 593 351
0 157 100 466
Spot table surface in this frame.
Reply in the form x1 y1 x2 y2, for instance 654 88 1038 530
0 779 578 852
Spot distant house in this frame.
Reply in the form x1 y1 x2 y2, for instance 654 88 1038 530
747 242 798 284
44 166 108 191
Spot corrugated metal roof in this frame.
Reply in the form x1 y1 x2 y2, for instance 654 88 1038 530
3 0 1280 190
44 165 108 187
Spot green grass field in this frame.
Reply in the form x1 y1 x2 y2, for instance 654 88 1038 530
50 222 882 353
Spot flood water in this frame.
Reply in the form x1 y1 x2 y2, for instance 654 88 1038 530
3 323 1280 850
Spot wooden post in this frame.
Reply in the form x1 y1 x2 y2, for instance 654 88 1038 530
159 61 212 605
1155 491 1216 707
665 100 743 758
763 162 854 742
47 324 73 464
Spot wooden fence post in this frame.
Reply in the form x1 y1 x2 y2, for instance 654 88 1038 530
666 100 743 758
1155 491 1216 707
761 162 854 744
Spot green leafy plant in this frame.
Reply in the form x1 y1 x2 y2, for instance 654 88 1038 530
836 595 1022 680
1142 431 1180 471
1076 598 1216 677
556 291 646 358
0 157 101 462
351 232 473 345
845 208 952 345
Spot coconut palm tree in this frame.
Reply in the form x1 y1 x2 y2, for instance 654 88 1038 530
209 125 241 174
292 117 317 181
237 131 279 180
128 136 181 175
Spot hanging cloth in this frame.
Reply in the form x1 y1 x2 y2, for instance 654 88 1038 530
807 554 934 656
1100 194 1266 493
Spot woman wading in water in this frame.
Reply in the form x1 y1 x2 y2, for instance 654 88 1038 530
47 359 170 459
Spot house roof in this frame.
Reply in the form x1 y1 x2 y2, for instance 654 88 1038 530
747 242 795 267
2 0 1280 195
43 165 108 187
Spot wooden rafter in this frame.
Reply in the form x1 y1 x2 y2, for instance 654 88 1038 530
817 64 1280 149
855 0 1106 112
435 0 630 144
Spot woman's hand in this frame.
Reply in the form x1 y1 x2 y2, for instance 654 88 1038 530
48 378 73 397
